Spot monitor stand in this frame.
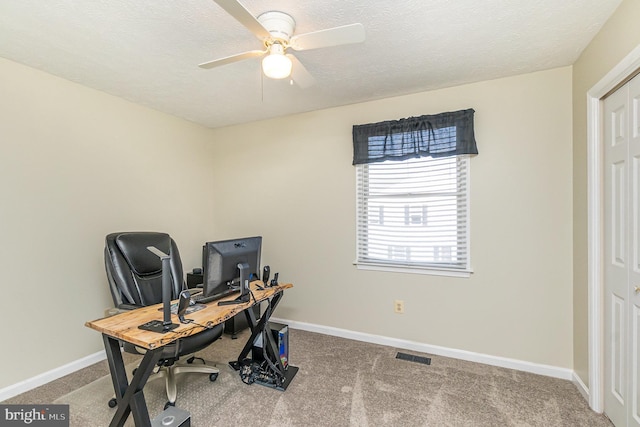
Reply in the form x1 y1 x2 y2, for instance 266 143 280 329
218 262 251 306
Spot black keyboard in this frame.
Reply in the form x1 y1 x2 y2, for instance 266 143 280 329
191 288 239 304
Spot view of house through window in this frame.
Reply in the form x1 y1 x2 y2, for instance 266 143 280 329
356 155 470 273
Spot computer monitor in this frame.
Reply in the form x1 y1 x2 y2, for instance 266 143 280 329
202 236 262 299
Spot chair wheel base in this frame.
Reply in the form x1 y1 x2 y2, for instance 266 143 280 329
108 398 118 408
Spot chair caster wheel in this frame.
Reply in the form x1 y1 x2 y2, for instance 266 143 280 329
108 398 117 408
209 373 219 382
132 368 137 376
164 401 175 410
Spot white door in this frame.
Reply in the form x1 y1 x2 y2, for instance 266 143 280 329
603 72 640 427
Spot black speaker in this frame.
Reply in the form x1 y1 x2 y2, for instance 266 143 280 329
186 272 203 289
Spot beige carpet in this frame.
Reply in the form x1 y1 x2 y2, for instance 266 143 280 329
36 329 612 426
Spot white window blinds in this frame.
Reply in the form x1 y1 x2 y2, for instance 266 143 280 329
356 156 470 273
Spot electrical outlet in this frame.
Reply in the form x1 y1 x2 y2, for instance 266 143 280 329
394 300 404 314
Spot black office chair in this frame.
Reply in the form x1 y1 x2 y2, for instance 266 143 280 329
104 232 222 408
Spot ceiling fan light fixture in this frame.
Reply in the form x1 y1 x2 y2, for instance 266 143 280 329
203 1 366 88
262 44 292 79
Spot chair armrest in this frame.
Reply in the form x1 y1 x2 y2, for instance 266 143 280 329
116 303 142 312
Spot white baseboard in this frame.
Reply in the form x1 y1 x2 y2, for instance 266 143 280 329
272 317 575 381
572 371 590 403
0 350 106 402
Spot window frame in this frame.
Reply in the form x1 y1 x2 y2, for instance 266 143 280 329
354 155 472 278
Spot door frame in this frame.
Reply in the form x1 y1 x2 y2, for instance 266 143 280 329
587 43 640 413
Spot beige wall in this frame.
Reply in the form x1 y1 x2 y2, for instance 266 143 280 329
0 52 577 391
0 58 215 389
572 0 640 388
209 67 574 368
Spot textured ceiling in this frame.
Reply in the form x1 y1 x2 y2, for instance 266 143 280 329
0 0 622 129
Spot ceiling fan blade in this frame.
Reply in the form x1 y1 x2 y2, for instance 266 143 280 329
199 49 265 69
289 23 365 51
212 0 271 40
288 54 316 88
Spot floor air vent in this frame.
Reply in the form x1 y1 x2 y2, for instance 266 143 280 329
396 352 431 365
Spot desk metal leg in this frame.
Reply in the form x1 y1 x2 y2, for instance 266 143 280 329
230 291 297 390
233 290 284 366
103 334 161 427
262 318 286 377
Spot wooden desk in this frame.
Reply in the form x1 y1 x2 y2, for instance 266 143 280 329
86 281 293 427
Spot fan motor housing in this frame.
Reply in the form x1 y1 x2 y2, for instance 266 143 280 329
257 11 296 43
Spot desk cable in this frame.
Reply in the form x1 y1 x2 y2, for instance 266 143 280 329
177 317 219 330
180 289 258 330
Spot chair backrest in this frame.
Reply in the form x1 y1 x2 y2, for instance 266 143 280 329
104 232 184 308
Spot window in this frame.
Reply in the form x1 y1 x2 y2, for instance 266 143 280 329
356 155 471 274
352 109 477 276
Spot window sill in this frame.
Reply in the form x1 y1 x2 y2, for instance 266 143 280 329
354 261 472 278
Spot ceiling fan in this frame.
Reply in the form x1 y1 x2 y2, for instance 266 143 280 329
199 0 366 88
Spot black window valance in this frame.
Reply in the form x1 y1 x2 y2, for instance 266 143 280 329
352 108 478 165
